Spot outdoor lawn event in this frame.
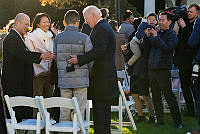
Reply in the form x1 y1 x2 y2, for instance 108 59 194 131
0 0 200 134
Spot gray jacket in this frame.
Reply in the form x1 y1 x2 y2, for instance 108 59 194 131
54 26 93 88
118 21 135 43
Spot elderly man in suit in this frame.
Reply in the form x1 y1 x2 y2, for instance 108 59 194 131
2 13 55 122
68 6 119 134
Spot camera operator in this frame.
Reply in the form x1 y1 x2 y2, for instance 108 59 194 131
174 4 200 117
148 12 182 128
188 18 200 126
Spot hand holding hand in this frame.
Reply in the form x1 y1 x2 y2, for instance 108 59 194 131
67 55 78 64
40 51 55 60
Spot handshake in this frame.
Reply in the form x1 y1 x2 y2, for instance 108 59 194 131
40 51 55 60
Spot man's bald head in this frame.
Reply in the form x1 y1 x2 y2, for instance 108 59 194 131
14 13 30 24
13 13 30 36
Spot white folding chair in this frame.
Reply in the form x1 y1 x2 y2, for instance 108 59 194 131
4 95 43 134
111 70 136 133
38 96 90 134
117 81 137 131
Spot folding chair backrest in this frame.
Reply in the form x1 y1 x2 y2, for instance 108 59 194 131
41 97 74 109
39 97 86 133
4 95 38 108
4 95 38 124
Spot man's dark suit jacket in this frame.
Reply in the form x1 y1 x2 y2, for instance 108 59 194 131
78 19 119 100
2 29 41 121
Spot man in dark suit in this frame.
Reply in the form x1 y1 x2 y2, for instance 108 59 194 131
68 6 119 134
2 13 55 122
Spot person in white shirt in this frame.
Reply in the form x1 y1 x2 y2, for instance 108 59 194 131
25 13 55 117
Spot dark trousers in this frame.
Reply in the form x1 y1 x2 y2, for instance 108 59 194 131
149 70 182 125
92 99 111 134
193 77 200 121
178 65 196 114
0 90 7 134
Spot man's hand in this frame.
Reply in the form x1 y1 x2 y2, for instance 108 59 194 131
40 51 55 60
178 18 186 28
149 28 157 37
67 55 78 64
121 44 127 51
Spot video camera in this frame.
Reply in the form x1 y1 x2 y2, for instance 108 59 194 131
159 6 187 22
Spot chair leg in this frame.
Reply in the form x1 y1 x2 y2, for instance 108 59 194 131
119 95 123 133
9 127 15 134
86 129 89 134
36 129 40 134
45 128 49 134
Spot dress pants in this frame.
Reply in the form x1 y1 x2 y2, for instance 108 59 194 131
149 69 182 125
193 77 200 122
93 99 111 134
0 89 7 134
178 65 196 114
33 72 54 118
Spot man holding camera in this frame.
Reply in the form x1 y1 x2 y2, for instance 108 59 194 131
53 10 93 122
174 4 200 117
148 12 182 128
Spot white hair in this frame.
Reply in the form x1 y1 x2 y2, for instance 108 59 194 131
82 5 102 17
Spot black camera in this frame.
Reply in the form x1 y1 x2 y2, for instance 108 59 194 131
66 64 75 72
66 57 75 72
159 6 187 22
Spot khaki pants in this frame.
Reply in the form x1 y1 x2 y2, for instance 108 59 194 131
33 72 54 118
60 88 87 121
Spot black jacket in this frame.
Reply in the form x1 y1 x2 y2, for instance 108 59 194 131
148 28 178 70
78 19 119 100
174 20 196 67
1 29 41 120
132 38 151 78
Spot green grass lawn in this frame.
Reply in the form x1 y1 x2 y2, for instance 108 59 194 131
89 111 199 134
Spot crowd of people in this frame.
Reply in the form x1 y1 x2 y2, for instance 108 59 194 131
0 3 200 134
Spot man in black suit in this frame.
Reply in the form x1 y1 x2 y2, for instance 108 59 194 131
2 13 55 122
68 6 119 134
